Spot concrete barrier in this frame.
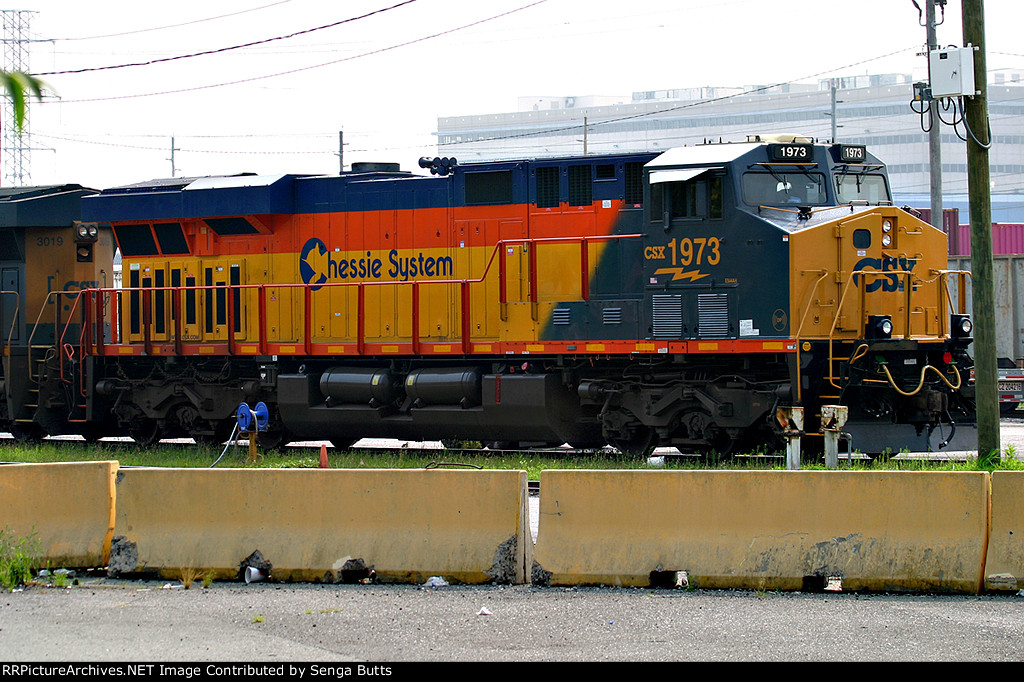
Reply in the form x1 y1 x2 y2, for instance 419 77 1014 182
985 471 1024 591
0 461 117 568
533 470 989 593
111 468 530 584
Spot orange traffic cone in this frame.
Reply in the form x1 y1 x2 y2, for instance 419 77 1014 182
319 443 329 469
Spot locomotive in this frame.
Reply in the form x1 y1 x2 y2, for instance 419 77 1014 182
0 135 977 455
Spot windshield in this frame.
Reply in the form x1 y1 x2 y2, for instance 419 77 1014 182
742 172 828 206
835 173 891 204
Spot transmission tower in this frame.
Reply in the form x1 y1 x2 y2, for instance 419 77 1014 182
1 9 33 186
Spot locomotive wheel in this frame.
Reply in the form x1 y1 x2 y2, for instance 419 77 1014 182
442 438 482 450
193 419 236 447
10 422 45 444
1000 401 1020 417
77 423 109 443
128 419 162 447
257 428 290 451
610 427 656 458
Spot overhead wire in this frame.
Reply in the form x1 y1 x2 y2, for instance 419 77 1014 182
47 0 549 103
46 1 296 41
34 0 420 76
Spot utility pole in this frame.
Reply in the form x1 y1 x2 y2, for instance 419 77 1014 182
962 0 999 460
168 136 179 177
828 79 841 142
926 0 944 224
336 130 346 173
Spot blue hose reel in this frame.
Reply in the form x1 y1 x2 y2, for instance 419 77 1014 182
236 401 269 434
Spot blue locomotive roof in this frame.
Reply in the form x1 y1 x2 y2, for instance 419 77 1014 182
82 150 661 223
0 184 97 228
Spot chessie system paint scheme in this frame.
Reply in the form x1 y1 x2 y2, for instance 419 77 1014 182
2 137 976 455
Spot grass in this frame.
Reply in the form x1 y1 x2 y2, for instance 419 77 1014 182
0 438 1021 480
0 528 40 591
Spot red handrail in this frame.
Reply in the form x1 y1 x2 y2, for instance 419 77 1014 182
65 232 641 360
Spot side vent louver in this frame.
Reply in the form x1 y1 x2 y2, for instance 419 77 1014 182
652 295 682 339
603 307 622 325
552 308 571 326
698 293 729 338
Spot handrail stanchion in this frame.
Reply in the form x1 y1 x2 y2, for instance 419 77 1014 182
580 237 590 301
258 285 267 355
499 240 508 321
142 288 152 356
411 282 420 354
94 290 105 355
111 288 120 344
461 282 471 354
172 288 182 356
303 284 312 355
356 285 365 355
227 284 235 355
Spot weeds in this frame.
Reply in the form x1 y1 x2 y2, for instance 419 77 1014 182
179 565 200 589
0 528 40 591
51 569 69 588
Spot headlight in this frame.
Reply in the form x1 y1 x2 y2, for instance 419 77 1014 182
951 314 973 338
867 315 893 339
74 222 99 242
881 234 892 247
882 219 893 233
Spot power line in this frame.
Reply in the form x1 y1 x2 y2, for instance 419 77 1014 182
34 0 419 76
439 45 921 149
45 1 296 42
33 132 338 154
50 0 549 103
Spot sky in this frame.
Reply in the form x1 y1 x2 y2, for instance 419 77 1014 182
14 0 1024 189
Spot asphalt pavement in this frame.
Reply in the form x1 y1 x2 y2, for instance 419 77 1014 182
2 579 1023 662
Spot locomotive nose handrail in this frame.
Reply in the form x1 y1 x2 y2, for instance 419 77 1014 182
0 290 20 404
823 267 972 391
66 232 643 360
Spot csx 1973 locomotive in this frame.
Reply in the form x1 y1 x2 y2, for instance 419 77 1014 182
0 134 976 455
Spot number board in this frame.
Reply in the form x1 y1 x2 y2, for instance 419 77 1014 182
838 145 867 162
768 143 813 162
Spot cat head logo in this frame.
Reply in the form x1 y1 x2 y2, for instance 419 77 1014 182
299 238 329 291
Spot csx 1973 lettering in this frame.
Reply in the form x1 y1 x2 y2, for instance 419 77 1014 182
646 237 722 265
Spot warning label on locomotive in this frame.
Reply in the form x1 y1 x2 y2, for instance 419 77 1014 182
299 238 454 290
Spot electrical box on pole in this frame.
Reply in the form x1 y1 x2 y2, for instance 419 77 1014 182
929 45 978 98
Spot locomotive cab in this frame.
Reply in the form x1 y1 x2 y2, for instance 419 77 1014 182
0 185 115 439
637 135 974 452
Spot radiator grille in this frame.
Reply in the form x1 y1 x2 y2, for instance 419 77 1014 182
652 295 682 338
698 293 729 338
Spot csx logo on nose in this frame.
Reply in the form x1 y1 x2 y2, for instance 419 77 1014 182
644 246 666 259
854 256 918 292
